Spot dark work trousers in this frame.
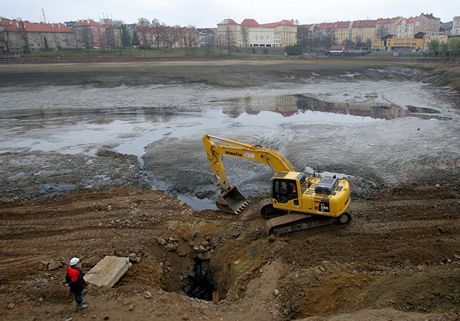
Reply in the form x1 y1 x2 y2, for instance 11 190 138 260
73 290 83 305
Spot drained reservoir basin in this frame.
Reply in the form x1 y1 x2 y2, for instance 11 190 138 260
0 75 459 207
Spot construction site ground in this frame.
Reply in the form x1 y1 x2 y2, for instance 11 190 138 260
1 184 459 321
1 58 460 320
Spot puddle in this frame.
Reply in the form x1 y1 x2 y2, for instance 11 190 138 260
216 94 445 121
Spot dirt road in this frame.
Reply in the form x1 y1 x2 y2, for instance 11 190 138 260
1 184 459 321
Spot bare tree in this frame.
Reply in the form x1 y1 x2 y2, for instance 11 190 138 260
298 26 334 51
354 35 364 47
137 17 151 48
80 28 93 49
184 26 198 55
223 25 235 54
204 32 216 56
105 25 115 48
241 26 249 48
17 20 30 53
376 24 388 40
151 18 162 49
0 26 10 52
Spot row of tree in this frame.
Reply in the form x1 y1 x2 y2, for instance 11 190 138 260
428 38 460 57
133 18 199 50
297 26 371 51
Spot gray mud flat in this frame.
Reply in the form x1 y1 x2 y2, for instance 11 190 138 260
0 62 459 208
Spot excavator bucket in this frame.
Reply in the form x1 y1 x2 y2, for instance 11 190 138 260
216 186 249 214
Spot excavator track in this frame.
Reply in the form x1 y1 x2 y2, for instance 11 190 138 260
267 213 350 235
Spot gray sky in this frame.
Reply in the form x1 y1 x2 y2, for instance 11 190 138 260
2 0 458 27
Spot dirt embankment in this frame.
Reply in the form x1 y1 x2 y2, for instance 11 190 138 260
0 59 445 88
1 184 459 321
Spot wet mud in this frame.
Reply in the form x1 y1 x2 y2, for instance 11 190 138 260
0 61 459 208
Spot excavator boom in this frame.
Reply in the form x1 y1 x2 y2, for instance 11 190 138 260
202 134 296 213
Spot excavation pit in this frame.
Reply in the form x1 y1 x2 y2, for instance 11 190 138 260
183 258 217 301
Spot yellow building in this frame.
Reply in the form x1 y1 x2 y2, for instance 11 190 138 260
351 20 377 43
424 34 448 47
264 20 297 47
372 39 385 50
315 21 351 45
217 19 241 47
217 18 297 48
386 38 425 50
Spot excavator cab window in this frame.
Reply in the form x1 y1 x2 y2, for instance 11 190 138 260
273 179 298 203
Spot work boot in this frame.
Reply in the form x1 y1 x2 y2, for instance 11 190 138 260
77 303 88 310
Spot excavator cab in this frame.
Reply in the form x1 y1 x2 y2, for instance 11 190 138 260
272 179 299 204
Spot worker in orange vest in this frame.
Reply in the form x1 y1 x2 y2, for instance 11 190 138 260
65 257 88 310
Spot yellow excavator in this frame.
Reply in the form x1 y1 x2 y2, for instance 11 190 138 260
202 134 351 234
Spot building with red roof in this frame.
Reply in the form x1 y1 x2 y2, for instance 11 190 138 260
395 14 441 39
72 19 107 48
0 17 77 51
351 19 378 44
375 17 402 39
240 19 259 27
217 18 297 48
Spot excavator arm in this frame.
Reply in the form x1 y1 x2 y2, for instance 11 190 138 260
202 134 295 213
202 134 295 191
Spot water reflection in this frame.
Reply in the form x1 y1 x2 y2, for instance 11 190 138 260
219 95 445 121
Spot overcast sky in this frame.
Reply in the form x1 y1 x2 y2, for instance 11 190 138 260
2 0 458 27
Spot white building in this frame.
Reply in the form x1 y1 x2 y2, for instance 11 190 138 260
217 18 295 48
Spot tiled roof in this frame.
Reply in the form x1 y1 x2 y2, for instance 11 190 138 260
376 17 401 25
26 22 72 33
352 20 377 28
0 18 19 31
315 21 350 30
0 18 72 33
260 20 295 28
241 19 259 27
74 19 101 27
420 13 439 20
218 19 238 25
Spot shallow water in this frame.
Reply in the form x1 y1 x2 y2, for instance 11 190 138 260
0 80 458 209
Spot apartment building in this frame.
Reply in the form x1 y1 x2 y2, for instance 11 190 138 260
0 17 76 51
396 14 441 39
413 13 441 36
262 20 297 47
351 20 377 43
375 17 402 38
198 28 218 47
217 18 296 48
73 20 107 48
217 19 241 47
314 21 351 44
395 17 415 38
453 17 460 35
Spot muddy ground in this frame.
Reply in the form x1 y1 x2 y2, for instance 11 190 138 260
0 59 460 320
1 186 459 321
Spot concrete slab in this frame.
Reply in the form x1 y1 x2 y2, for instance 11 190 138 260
84 256 132 288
